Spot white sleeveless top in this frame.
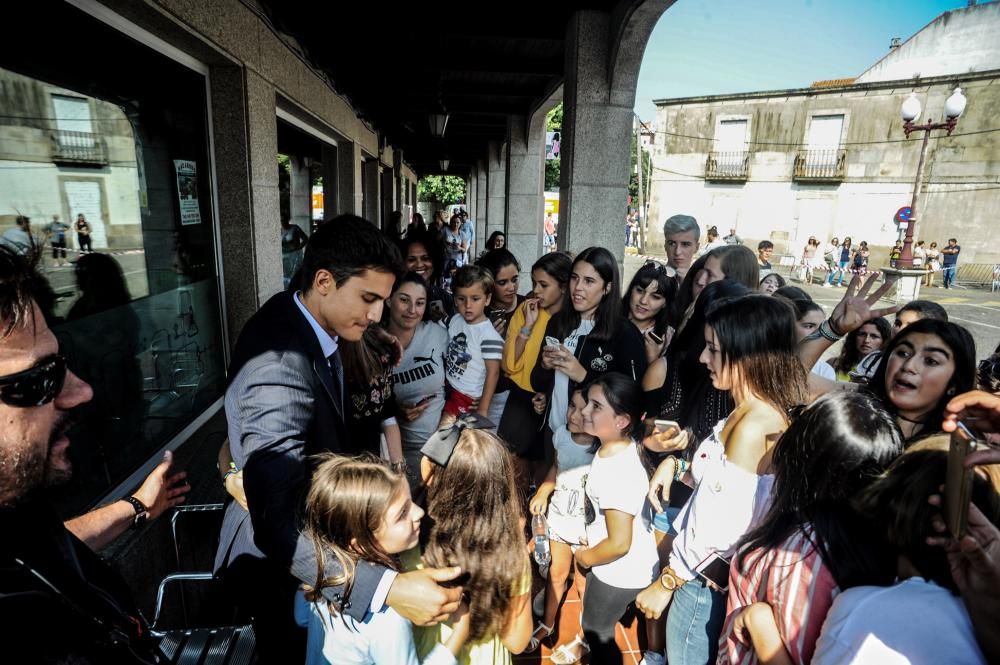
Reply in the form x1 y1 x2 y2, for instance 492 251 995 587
669 418 774 581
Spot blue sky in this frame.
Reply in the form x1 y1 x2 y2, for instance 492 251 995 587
635 0 962 120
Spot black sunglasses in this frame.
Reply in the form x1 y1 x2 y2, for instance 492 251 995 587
0 355 67 407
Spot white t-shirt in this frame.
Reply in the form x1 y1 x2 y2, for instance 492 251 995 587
392 322 449 448
548 319 595 432
811 359 837 381
295 590 457 665
813 577 985 665
585 441 659 589
444 316 504 398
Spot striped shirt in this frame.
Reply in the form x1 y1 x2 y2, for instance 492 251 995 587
718 526 838 665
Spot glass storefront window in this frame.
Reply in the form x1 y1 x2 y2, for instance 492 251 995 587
1 6 226 515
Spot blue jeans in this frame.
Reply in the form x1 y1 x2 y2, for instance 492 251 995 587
665 578 727 665
652 507 682 535
942 264 957 288
828 260 849 285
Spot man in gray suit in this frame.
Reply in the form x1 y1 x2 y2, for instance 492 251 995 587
216 216 463 661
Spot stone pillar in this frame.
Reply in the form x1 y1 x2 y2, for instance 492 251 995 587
210 68 282 348
476 159 488 252
363 158 379 223
558 11 636 266
467 173 477 249
380 166 395 232
336 141 358 216
505 114 547 285
486 141 507 241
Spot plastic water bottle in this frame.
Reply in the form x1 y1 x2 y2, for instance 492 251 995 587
532 514 551 566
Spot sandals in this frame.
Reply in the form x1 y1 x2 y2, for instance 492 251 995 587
526 621 554 653
550 635 590 664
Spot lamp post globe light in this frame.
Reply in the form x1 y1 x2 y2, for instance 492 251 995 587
897 86 966 270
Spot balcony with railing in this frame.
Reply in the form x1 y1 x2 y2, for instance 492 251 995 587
705 151 750 181
793 148 846 182
50 129 109 166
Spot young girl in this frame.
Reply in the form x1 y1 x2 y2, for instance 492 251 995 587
526 388 596 654
499 252 571 483
812 438 1000 664
757 272 785 295
554 373 660 665
828 317 891 382
637 294 808 665
414 418 533 663
295 455 470 664
718 391 904 665
477 248 525 339
622 260 678 364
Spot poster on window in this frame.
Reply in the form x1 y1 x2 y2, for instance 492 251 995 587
173 160 202 226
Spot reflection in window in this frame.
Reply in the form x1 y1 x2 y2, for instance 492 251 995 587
0 25 226 516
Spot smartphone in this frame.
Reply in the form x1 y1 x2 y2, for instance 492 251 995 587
544 336 561 349
408 395 432 408
648 331 664 345
694 551 731 591
654 419 680 434
945 421 982 538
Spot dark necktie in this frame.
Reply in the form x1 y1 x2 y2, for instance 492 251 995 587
328 351 344 413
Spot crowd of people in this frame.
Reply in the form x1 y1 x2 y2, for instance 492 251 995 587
3 209 1000 665
752 234 963 290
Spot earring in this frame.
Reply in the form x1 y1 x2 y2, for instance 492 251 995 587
947 387 956 396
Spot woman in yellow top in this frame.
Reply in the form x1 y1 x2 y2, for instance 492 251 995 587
497 252 572 488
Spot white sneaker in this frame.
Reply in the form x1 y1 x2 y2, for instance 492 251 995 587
821 282 831 288
638 651 665 665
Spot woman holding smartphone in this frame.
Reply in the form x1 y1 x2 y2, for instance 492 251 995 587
384 272 448 488
635 294 807 665
531 247 648 439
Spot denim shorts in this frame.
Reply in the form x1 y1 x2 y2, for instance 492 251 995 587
652 506 681 535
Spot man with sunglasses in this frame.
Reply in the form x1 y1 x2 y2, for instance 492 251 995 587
0 245 163 662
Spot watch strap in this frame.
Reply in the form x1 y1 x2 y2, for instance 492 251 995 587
122 496 147 527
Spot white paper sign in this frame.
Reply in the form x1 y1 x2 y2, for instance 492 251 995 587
174 160 202 226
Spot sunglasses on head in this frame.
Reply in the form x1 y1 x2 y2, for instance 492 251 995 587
642 260 677 279
0 355 67 407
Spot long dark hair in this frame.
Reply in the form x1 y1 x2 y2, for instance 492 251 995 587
532 251 571 285
588 372 643 441
382 271 430 326
670 253 710 327
476 248 520 279
869 319 976 439
737 392 904 589
708 244 760 290
622 261 678 338
832 317 891 375
551 246 622 343
705 294 807 413
398 230 446 285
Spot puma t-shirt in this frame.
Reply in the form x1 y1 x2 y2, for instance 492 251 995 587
391 322 448 449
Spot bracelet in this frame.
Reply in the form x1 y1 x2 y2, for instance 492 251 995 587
222 461 238 486
818 319 845 342
519 326 533 338
390 460 408 474
673 458 688 481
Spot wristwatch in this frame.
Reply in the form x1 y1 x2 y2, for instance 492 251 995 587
659 567 685 591
123 496 148 529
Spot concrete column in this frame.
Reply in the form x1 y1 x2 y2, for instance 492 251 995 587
505 114 547 285
350 144 364 216
363 158 379 223
210 68 282 348
486 140 507 241
380 166 395 232
335 141 357 216
476 159 488 251
558 11 635 265
467 173 477 247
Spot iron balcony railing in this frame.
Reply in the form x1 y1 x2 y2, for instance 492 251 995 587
705 151 750 181
793 148 846 181
50 129 109 165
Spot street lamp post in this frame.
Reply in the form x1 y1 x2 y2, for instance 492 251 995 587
896 86 967 269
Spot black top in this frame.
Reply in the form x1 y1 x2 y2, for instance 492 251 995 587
0 496 156 664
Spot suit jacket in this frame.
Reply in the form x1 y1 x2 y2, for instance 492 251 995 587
214 290 383 621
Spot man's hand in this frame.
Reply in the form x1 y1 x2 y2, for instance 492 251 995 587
387 566 465 626
636 579 673 620
133 450 190 520
373 327 404 367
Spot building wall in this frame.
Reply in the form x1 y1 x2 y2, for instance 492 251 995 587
648 71 1000 264
857 2 1000 83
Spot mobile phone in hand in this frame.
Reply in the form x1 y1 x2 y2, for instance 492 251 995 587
654 419 680 434
648 331 664 345
544 336 561 349
694 552 731 591
946 421 982 537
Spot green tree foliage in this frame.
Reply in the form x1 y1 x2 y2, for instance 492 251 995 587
545 103 562 191
418 175 466 207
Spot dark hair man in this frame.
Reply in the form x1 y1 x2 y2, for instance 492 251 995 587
215 215 463 660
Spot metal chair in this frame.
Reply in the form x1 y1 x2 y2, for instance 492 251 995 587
151 504 256 664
